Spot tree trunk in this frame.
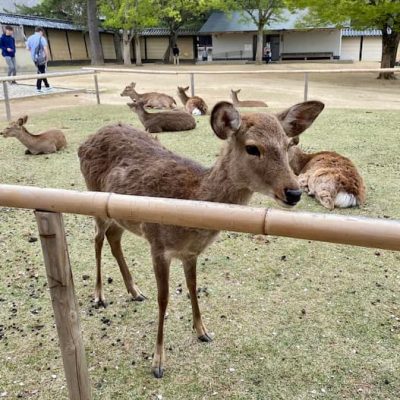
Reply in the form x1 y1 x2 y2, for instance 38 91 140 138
134 32 142 66
122 30 132 65
113 31 123 63
164 30 178 63
255 26 264 64
378 26 400 80
87 0 104 65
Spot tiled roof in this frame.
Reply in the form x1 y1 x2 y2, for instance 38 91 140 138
342 28 382 37
140 27 198 36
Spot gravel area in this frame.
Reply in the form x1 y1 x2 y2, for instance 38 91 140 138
0 82 76 100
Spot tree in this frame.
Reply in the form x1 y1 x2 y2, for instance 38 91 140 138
290 0 400 79
100 0 157 65
87 0 104 65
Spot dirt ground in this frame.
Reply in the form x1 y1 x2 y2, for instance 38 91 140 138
1 61 399 120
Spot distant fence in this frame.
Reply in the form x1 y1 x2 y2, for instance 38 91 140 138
84 66 400 102
0 70 99 121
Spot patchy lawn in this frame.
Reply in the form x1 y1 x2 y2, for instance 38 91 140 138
0 104 399 400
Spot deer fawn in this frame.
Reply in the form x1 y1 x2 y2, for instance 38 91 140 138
0 115 66 155
121 82 176 109
127 100 196 133
289 138 365 210
230 89 268 107
177 86 208 115
78 100 324 378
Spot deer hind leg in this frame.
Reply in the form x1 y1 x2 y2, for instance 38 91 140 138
105 223 146 301
150 247 171 378
183 257 212 342
316 189 335 210
94 217 109 307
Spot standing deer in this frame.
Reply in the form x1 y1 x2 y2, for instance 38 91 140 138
78 100 324 378
230 89 268 107
0 115 67 155
177 86 208 115
289 140 365 210
121 82 176 109
127 100 196 133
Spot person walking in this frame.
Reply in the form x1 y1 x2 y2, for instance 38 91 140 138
26 27 52 94
172 44 180 65
0 25 17 84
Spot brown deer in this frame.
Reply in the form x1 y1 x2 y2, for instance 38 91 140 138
289 139 365 210
177 86 208 115
0 115 67 155
78 100 324 378
127 100 196 133
121 82 176 109
230 89 268 107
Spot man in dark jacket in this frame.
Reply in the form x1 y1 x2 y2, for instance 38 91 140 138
0 25 17 84
172 44 180 65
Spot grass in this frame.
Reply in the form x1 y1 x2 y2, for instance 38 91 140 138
0 104 399 399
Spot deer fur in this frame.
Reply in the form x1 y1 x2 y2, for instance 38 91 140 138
177 86 208 115
78 100 324 378
127 101 196 133
0 115 67 155
121 82 177 109
230 89 268 107
289 141 365 210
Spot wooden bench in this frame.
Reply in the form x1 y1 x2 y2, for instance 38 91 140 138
280 52 334 60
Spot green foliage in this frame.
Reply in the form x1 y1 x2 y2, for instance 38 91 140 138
99 0 158 31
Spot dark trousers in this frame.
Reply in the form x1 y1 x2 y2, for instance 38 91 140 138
36 64 49 90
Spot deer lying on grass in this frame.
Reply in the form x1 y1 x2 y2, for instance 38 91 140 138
230 89 268 107
121 82 176 109
78 100 324 378
127 100 196 133
289 138 365 209
0 115 66 155
177 86 208 115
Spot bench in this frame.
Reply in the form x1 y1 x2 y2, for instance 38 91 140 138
280 52 334 60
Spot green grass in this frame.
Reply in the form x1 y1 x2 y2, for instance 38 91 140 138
0 105 399 399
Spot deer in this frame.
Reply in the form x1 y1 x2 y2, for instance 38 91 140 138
177 86 208 115
121 82 177 109
127 100 196 133
0 115 67 155
289 138 365 210
230 89 268 108
78 100 324 378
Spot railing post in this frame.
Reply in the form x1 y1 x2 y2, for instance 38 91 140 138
35 211 92 400
3 81 11 121
93 73 100 105
304 72 309 101
190 73 195 96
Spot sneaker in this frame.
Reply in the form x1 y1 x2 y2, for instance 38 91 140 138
43 86 53 92
35 89 43 94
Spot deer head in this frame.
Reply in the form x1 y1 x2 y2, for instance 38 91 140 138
211 101 324 206
177 86 190 95
120 82 137 97
126 100 146 112
1 115 28 138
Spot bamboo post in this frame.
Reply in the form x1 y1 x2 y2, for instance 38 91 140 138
190 73 195 96
35 211 92 400
3 81 11 121
304 72 309 101
93 74 100 105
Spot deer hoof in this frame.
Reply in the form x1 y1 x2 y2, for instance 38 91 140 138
152 366 164 379
198 333 213 343
94 298 107 308
133 294 147 302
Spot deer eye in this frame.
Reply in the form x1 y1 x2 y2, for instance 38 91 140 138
245 145 261 157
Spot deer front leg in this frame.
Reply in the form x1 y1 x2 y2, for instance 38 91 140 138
151 249 171 378
183 257 212 342
94 218 108 307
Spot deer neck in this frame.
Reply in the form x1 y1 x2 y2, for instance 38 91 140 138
230 92 239 105
134 105 149 124
130 88 142 100
197 145 253 205
13 128 38 148
178 90 190 104
289 146 314 175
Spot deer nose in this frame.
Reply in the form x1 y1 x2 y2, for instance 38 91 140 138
284 188 302 205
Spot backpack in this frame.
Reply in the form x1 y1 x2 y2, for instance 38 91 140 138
34 38 46 66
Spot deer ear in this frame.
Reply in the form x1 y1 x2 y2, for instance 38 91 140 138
237 89 241 93
17 115 28 126
211 101 241 140
276 101 324 137
184 86 189 91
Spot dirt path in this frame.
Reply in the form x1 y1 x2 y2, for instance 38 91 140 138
2 61 399 119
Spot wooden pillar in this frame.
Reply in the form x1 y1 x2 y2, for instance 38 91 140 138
35 211 92 400
3 81 11 121
303 72 309 101
94 74 100 104
190 73 195 96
